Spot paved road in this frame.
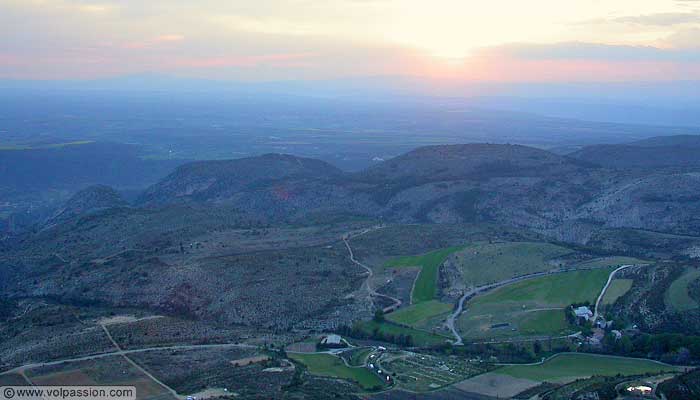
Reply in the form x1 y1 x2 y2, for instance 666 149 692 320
592 264 634 321
343 226 402 313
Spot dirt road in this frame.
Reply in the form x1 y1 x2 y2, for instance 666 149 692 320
343 226 402 313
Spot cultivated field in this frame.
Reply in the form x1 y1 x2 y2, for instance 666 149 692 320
495 353 680 382
386 300 452 329
355 320 450 347
289 353 384 390
384 246 464 303
455 371 539 398
457 268 614 340
601 278 634 306
382 351 493 392
25 357 175 400
449 242 572 287
130 347 291 397
666 266 700 312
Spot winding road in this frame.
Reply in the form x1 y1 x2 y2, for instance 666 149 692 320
592 264 634 321
342 226 402 313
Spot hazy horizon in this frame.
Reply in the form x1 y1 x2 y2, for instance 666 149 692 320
2 0 700 82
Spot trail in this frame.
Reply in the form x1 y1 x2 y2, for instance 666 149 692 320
1 342 257 376
342 225 402 313
593 264 634 321
100 324 181 399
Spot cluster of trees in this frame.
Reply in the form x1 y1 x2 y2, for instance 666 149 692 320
432 341 565 364
600 332 700 364
337 324 414 347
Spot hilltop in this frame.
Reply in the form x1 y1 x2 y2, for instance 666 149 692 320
356 143 590 183
45 185 128 227
137 153 344 207
570 134 700 169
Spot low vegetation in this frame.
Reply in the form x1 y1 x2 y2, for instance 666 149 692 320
288 353 384 390
450 241 572 287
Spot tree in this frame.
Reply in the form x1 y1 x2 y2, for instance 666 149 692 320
533 340 542 355
374 309 385 322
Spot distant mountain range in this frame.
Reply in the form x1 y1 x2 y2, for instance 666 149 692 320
4 136 700 332
42 136 700 242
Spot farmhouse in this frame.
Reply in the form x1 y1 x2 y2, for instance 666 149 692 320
574 306 593 321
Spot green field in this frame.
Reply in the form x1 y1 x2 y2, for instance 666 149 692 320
518 309 570 336
457 268 613 339
343 347 372 367
497 353 679 382
356 320 449 347
289 353 384 389
386 300 452 328
666 267 700 312
476 267 613 306
601 279 634 306
451 242 572 287
384 246 463 303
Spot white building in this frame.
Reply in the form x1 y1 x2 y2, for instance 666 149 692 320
574 306 593 321
320 334 342 346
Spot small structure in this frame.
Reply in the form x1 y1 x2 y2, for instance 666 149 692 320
319 334 345 348
611 330 622 340
574 306 593 321
626 385 653 396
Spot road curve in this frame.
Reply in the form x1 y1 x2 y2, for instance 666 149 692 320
446 264 640 346
592 264 634 321
342 226 402 313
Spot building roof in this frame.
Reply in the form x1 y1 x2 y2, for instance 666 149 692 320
574 306 593 317
321 334 342 345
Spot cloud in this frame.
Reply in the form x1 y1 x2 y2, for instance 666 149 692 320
123 35 185 49
615 12 700 26
664 28 700 48
484 42 700 62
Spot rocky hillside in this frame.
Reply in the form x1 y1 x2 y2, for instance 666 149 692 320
137 153 344 207
356 143 591 183
5 142 700 334
570 135 700 169
131 144 700 239
45 185 128 227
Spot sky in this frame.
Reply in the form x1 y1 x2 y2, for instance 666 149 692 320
1 0 699 82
